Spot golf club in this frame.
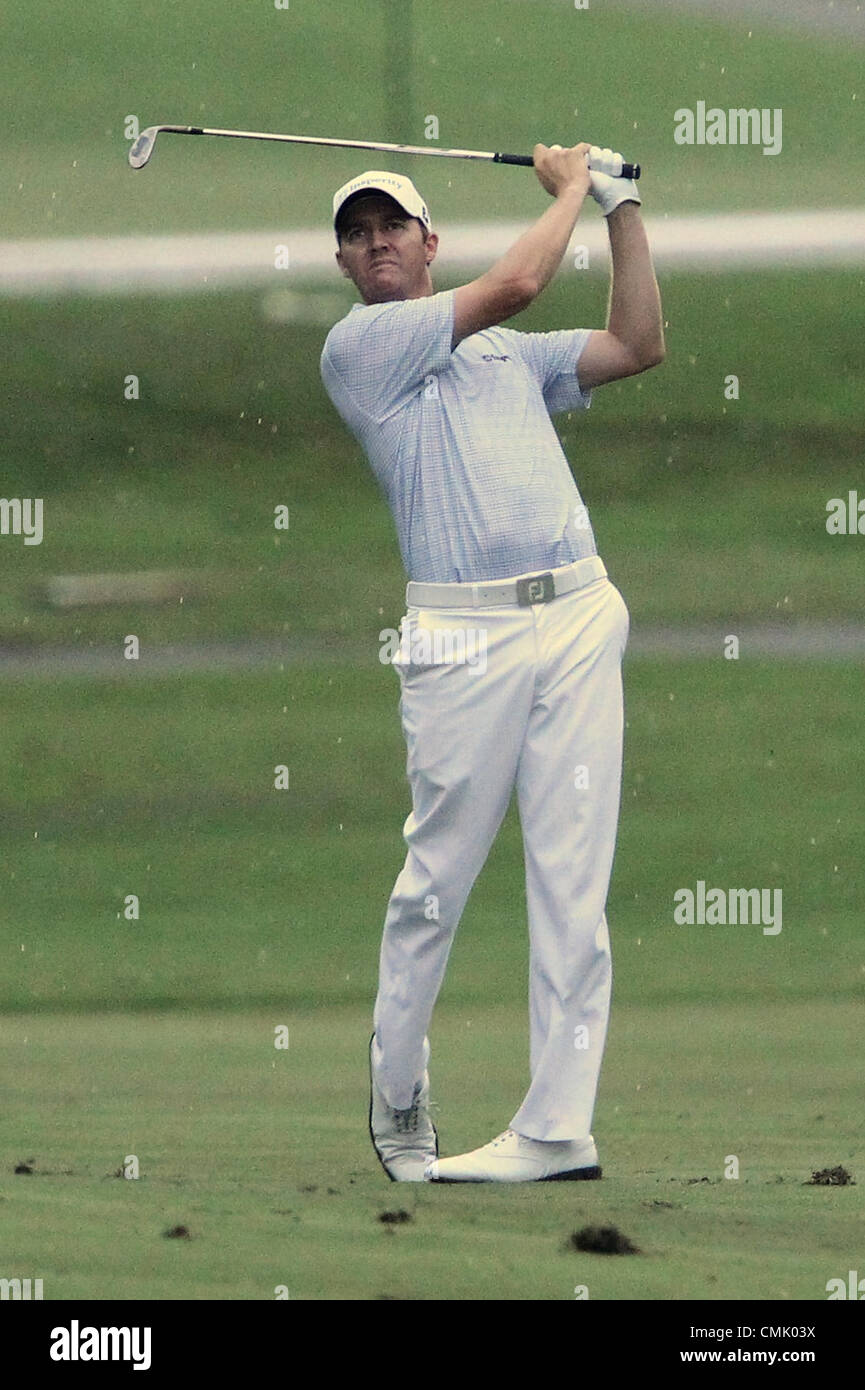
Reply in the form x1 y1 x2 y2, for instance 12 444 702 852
128 124 640 179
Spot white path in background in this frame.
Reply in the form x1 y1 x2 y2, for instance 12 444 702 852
600 0 865 42
2 210 864 297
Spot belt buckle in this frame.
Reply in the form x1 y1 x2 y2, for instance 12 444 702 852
516 571 555 606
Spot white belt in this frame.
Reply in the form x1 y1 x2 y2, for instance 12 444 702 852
406 555 608 609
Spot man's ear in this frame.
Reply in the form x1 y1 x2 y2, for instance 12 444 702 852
424 231 440 265
335 250 351 278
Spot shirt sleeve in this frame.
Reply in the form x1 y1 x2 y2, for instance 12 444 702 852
509 327 594 415
320 289 456 424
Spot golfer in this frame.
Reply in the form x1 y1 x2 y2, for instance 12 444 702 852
320 142 664 1182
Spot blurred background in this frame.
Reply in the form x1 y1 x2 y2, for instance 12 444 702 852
1 0 863 1302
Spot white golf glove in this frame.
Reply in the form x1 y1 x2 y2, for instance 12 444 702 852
587 145 642 216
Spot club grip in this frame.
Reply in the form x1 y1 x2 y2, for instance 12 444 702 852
495 151 641 179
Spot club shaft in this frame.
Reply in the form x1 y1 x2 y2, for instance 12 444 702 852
196 126 504 161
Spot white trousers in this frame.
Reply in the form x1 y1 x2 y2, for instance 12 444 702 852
372 563 629 1141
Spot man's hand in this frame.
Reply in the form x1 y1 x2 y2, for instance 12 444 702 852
587 146 642 217
533 142 592 201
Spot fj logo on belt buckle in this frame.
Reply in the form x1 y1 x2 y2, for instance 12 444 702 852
516 572 556 605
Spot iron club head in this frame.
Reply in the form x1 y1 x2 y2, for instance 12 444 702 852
128 126 204 169
128 126 160 169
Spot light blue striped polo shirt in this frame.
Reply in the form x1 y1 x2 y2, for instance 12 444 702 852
319 287 598 583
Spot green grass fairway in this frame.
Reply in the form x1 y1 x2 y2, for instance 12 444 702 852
1 656 862 1298
2 1 861 239
2 659 862 1013
1 1002 861 1301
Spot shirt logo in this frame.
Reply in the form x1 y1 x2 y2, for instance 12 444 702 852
481 353 511 363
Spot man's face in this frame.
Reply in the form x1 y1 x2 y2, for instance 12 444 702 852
335 194 439 303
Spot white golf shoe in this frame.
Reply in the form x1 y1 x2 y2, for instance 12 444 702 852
424 1128 601 1183
368 1035 438 1182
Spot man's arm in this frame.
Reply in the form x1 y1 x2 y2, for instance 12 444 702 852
576 204 665 388
451 143 593 349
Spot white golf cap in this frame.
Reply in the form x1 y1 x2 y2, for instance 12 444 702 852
332 170 431 236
